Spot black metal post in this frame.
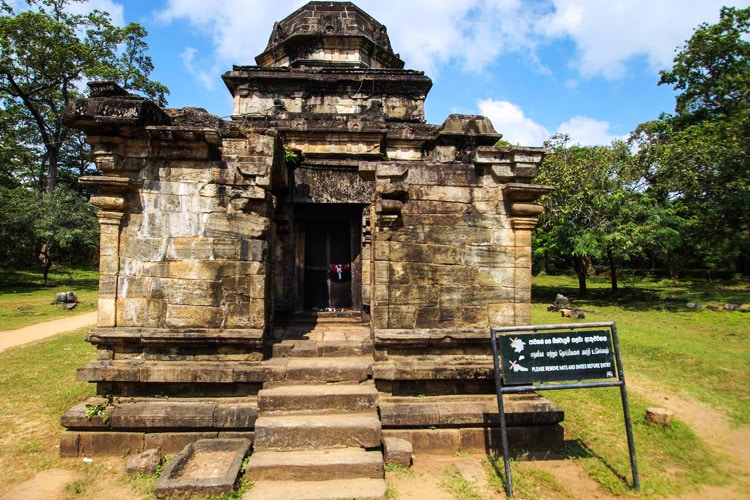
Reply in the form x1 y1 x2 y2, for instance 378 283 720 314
611 324 640 491
490 328 513 497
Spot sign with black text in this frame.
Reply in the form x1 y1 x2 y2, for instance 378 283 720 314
500 330 616 384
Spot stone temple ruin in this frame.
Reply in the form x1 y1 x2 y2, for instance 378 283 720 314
61 1 559 496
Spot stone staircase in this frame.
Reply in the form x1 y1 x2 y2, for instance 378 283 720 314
244 321 387 500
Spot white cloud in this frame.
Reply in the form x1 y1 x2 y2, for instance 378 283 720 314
540 0 745 79
478 99 622 147
477 98 550 147
180 47 217 91
557 116 625 146
152 0 745 84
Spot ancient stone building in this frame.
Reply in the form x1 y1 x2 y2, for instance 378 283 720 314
61 2 559 495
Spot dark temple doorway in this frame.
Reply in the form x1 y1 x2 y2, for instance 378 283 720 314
298 205 363 312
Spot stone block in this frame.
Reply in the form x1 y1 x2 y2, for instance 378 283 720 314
126 448 164 475
213 403 259 428
645 407 674 427
110 402 217 429
204 212 269 239
144 432 218 454
97 298 116 327
166 305 221 329
78 432 144 456
383 428 460 454
166 238 215 260
379 402 440 427
383 437 413 467
116 298 165 328
488 303 516 326
59 431 80 457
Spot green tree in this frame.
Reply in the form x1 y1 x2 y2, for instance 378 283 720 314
0 0 168 194
534 135 682 293
633 6 750 275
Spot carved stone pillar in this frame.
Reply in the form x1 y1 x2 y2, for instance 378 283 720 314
80 176 134 328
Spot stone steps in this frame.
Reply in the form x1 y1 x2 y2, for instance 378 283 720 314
258 384 378 414
245 335 386 499
263 356 372 385
247 448 383 481
253 412 382 451
272 339 373 358
244 478 387 500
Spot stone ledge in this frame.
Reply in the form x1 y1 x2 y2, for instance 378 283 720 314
383 425 563 455
86 328 265 347
379 394 563 427
373 358 494 381
373 329 491 346
61 397 259 431
76 360 269 384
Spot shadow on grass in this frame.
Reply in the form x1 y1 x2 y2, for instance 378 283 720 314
0 267 99 291
488 438 634 491
532 276 750 313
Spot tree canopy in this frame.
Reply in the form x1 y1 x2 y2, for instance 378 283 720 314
0 0 168 271
0 0 168 193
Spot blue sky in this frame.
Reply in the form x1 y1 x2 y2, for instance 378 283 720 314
47 0 750 146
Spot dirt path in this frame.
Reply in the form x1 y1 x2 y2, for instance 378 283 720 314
0 311 97 352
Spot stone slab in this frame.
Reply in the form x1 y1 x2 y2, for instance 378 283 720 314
154 438 251 499
253 413 382 451
383 437 412 467
258 384 378 414
247 448 383 481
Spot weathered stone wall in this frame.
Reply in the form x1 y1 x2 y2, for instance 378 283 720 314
368 163 523 333
106 132 276 333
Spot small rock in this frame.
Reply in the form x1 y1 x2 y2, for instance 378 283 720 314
645 407 674 427
724 303 739 311
706 304 724 312
384 437 413 467
738 304 750 313
126 448 164 475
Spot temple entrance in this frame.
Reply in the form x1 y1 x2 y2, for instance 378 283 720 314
297 205 363 312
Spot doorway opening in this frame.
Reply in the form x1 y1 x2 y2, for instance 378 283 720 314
298 205 363 312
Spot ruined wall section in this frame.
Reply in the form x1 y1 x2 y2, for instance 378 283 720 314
363 146 551 395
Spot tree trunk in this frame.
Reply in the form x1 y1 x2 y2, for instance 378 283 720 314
46 146 58 194
570 257 588 295
607 247 619 293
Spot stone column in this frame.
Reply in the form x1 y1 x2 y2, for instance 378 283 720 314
95 211 124 327
81 176 134 328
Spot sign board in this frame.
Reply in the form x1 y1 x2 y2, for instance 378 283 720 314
500 330 616 384
490 322 639 498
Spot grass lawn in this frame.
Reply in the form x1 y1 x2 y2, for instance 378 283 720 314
513 274 750 497
0 267 98 330
0 328 96 493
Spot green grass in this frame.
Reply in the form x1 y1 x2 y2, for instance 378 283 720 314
532 274 750 424
500 273 750 497
439 467 483 500
0 328 96 493
0 267 99 330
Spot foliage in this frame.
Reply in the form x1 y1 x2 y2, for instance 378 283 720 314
0 0 168 193
0 185 98 269
533 135 682 293
632 6 750 276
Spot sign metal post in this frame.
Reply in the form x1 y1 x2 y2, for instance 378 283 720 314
490 322 640 498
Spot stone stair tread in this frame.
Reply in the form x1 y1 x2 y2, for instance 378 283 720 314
247 448 383 480
244 478 387 500
258 383 377 414
253 413 382 451
259 384 377 397
263 356 372 384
